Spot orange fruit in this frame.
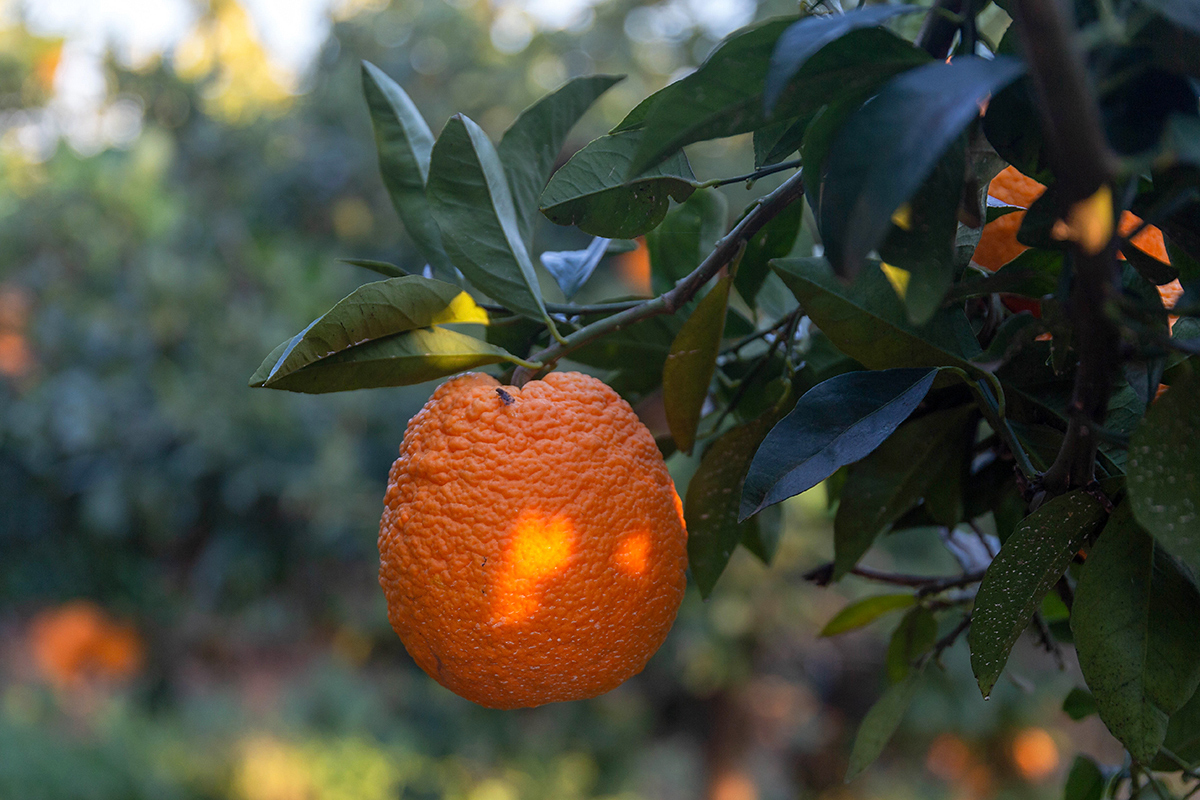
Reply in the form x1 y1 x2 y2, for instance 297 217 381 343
616 238 652 296
29 601 144 688
378 371 688 709
972 166 1180 315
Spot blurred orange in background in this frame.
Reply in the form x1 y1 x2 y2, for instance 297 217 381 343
616 238 652 296
28 600 144 688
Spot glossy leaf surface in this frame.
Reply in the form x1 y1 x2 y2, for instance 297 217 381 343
497 74 623 247
427 114 550 323
819 56 1023 276
1128 371 1200 575
1072 502 1200 763
969 490 1108 697
663 274 732 454
540 130 698 238
740 367 938 519
361 61 453 273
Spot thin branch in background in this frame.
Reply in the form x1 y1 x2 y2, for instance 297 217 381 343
801 562 987 594
700 159 802 189
923 613 972 667
1030 611 1066 670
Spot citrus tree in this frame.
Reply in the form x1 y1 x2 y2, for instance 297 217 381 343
252 0 1200 794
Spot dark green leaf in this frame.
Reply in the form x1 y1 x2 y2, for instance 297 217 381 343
846 667 924 781
1062 756 1105 800
664 274 732 454
249 275 487 387
878 138 966 325
734 197 803 303
539 130 698 238
763 5 922 111
1142 0 1200 38
1128 370 1200 575
497 75 623 248
339 258 408 278
539 236 609 299
361 61 453 273
886 606 937 684
819 56 1024 276
252 327 517 393
834 405 976 578
969 490 1108 697
1063 688 1099 721
820 593 915 637
627 18 796 174
1072 502 1200 763
427 114 551 323
773 257 983 371
753 116 806 167
1155 684 1200 769
739 367 939 519
647 189 727 294
687 399 791 597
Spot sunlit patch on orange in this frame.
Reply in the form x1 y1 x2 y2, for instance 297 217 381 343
711 770 758 800
926 733 972 783
617 238 652 296
491 510 574 624
614 530 651 575
1011 727 1059 781
28 600 144 688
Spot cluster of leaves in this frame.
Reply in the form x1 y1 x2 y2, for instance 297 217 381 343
254 0 1200 793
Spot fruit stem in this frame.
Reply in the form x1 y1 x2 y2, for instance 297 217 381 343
510 170 807 386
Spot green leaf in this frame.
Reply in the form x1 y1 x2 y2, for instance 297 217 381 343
539 130 698 238
252 327 517 393
734 198 803 304
539 236 609 300
846 667 924 781
820 593 916 637
1072 502 1200 764
647 188 728 294
1142 0 1200 36
339 258 408 278
361 61 453 273
773 257 983 372
818 56 1024 276
878 139 966 325
1062 756 1105 800
427 114 551 324
249 275 488 387
686 398 793 598
626 18 795 175
663 274 732 454
886 606 938 684
969 490 1108 698
1127 370 1200 576
497 74 623 248
1063 688 1099 721
1155 684 1200 769
763 4 923 111
740 367 939 519
834 405 976 578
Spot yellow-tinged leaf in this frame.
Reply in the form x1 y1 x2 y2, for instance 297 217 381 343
891 203 913 231
1051 185 1114 255
432 291 489 325
880 262 911 299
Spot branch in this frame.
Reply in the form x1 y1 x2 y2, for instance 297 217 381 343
803 562 985 595
1011 0 1121 492
511 170 806 385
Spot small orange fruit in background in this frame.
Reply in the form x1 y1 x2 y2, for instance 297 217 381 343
378 371 688 709
973 166 1182 315
28 600 144 688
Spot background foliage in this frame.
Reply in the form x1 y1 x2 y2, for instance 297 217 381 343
2 0 1192 798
